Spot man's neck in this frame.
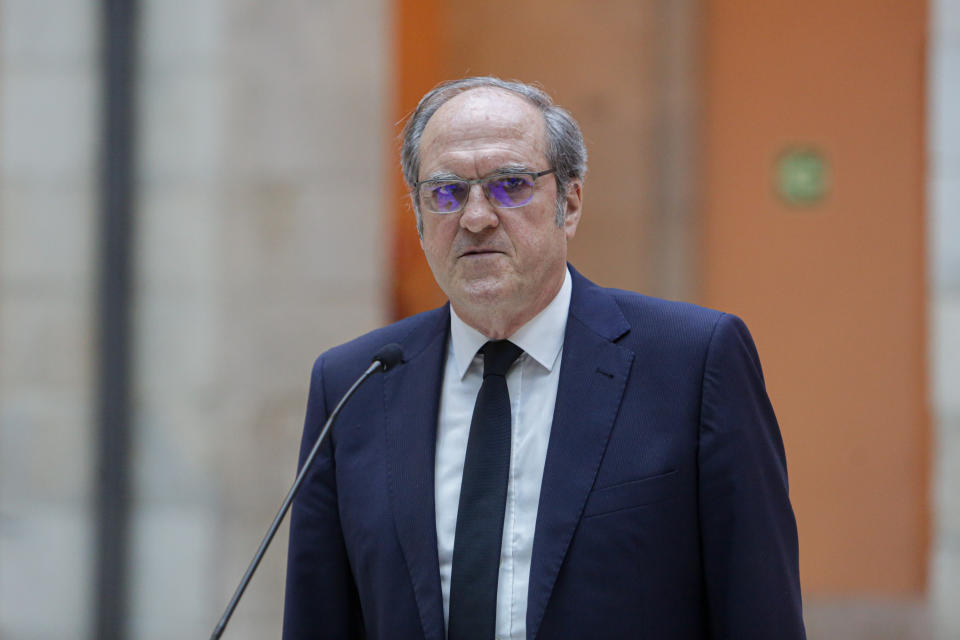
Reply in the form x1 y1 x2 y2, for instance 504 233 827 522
452 307 540 341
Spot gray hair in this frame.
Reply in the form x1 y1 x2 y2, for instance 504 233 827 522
400 77 587 236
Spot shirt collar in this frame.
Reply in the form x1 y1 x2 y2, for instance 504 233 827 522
449 267 572 380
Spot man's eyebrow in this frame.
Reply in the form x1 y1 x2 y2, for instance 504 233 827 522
495 164 533 174
422 171 462 182
422 165 534 182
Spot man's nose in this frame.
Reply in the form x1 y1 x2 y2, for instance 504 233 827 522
459 183 499 233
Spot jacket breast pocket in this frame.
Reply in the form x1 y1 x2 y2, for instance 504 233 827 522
583 469 680 518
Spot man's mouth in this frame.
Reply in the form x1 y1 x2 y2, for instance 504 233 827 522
460 248 501 257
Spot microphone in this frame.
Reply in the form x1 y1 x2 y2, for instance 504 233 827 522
210 343 404 639
373 342 403 372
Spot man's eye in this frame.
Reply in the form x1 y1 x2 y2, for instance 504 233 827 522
431 183 466 211
496 177 527 191
440 183 468 197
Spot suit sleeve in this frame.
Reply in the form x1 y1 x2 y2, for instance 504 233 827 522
283 355 364 639
698 314 806 639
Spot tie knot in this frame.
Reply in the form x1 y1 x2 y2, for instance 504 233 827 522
480 340 523 378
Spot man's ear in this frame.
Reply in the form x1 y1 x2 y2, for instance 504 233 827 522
562 180 582 239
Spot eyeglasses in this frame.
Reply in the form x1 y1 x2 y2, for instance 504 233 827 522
415 168 556 214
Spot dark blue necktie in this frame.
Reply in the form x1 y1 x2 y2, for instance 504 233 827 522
448 340 523 640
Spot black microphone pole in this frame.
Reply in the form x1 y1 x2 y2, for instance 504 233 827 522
210 343 404 639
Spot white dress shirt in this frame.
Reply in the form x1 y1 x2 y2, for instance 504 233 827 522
435 268 572 640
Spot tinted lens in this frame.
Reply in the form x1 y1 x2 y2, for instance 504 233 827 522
421 181 468 213
486 174 535 208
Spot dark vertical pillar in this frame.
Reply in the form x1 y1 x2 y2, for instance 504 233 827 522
94 1 138 638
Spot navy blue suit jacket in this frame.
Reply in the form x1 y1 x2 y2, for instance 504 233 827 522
283 267 805 639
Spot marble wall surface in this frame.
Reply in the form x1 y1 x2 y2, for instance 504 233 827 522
1 0 387 638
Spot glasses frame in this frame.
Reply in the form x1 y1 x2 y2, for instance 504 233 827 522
415 168 557 214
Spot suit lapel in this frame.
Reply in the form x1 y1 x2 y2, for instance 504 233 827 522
383 309 450 640
526 269 634 640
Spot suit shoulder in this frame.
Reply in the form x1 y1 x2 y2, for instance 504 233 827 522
604 287 727 336
567 267 738 353
314 305 448 379
598 288 759 383
605 288 770 383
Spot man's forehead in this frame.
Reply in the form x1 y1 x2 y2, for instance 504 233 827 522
419 88 546 163
437 86 531 112
424 89 542 136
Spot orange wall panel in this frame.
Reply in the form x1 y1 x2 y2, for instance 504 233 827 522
701 0 928 593
391 0 930 596
391 1 700 315
390 0 449 319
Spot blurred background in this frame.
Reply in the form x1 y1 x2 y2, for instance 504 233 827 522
0 0 955 638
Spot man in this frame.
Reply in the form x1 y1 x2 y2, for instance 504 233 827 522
283 77 805 639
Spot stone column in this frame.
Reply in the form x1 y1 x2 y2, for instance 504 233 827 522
930 1 960 637
131 1 387 638
0 0 100 637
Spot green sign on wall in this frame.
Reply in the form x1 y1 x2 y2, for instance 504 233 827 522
776 147 829 206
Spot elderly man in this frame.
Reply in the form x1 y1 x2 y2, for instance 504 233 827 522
283 77 805 640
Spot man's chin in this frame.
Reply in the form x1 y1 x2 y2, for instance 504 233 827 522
452 274 515 307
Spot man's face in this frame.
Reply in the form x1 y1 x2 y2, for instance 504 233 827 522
416 88 581 335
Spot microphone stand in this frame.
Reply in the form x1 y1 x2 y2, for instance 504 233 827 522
210 345 402 639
